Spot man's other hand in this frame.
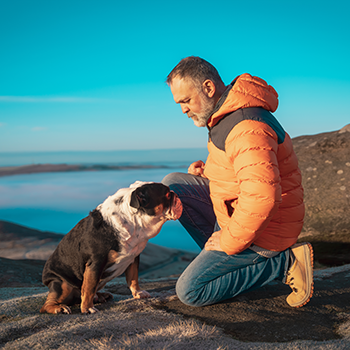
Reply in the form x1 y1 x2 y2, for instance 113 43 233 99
204 231 224 252
188 160 207 177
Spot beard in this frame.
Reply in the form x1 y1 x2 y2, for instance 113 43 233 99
189 93 216 127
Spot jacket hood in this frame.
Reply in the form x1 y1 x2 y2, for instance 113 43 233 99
207 73 279 128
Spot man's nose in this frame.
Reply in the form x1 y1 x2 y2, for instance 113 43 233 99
181 104 189 114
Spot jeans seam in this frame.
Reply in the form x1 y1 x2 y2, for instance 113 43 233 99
181 206 209 237
178 193 213 206
191 252 266 289
192 253 232 287
253 254 264 264
178 249 288 306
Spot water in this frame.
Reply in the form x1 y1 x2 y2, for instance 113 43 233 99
0 149 208 167
0 150 208 253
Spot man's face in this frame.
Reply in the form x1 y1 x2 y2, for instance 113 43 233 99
170 77 215 127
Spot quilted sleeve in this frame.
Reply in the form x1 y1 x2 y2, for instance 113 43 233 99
219 121 282 255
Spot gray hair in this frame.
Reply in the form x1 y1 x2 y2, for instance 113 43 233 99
166 56 224 90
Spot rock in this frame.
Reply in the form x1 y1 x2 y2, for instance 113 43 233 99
1 258 350 346
292 125 350 267
339 124 350 134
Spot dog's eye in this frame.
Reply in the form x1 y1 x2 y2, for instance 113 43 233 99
154 205 162 213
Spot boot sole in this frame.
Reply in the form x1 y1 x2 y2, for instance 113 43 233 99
289 242 314 308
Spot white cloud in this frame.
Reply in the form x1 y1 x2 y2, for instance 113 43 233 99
31 126 47 132
0 96 110 103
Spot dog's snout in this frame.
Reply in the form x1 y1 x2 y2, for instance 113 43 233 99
167 190 178 201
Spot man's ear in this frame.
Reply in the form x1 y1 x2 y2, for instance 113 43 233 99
202 79 216 98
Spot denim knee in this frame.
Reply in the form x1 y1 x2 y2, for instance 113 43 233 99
175 277 194 307
162 172 187 188
176 273 204 307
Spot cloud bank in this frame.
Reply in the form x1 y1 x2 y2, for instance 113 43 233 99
0 96 109 103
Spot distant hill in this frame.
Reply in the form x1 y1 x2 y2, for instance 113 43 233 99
0 163 170 177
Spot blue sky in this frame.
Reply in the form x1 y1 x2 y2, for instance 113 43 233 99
1 0 349 152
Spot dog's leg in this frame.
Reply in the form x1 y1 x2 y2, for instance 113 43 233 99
125 255 151 299
40 280 74 314
94 281 113 303
81 264 101 314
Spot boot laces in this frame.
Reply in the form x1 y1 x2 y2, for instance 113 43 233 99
287 273 298 293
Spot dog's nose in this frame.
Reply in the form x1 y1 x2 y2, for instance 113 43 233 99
167 191 178 200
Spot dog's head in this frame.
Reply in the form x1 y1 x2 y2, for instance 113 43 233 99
129 182 182 220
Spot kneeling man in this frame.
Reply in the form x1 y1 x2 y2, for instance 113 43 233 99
163 56 313 308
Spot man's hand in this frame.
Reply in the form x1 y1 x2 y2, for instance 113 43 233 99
188 160 207 177
204 230 224 251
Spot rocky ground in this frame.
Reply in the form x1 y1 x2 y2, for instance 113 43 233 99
0 256 350 349
1 219 350 348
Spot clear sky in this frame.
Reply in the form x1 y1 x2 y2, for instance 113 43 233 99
1 0 349 152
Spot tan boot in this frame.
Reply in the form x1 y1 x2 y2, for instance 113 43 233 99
285 242 314 308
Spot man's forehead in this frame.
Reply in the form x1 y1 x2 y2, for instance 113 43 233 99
170 77 196 103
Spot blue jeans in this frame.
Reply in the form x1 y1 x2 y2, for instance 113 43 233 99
162 172 290 307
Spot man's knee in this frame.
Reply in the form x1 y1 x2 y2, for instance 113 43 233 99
162 172 188 188
175 274 205 307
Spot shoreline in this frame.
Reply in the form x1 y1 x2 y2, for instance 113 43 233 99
0 163 179 177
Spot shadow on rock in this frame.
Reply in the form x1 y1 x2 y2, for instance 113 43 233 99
158 268 350 343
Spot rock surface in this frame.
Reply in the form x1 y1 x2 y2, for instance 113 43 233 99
0 220 350 347
293 124 350 241
0 259 350 348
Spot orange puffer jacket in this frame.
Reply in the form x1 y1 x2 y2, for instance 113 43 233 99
204 73 304 255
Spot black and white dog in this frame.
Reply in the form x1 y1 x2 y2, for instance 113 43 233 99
40 181 182 314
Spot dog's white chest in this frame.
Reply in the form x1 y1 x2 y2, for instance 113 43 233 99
102 239 148 281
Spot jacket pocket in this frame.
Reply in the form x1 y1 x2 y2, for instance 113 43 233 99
224 199 236 217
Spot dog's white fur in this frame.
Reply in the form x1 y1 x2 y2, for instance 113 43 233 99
96 181 182 290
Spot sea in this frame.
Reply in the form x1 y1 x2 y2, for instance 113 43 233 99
0 149 209 253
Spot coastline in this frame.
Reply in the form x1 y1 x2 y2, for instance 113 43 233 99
0 163 174 177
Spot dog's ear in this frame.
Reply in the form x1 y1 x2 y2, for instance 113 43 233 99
90 209 104 229
130 190 140 209
130 187 150 209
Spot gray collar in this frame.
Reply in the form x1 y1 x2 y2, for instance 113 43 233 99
207 84 233 128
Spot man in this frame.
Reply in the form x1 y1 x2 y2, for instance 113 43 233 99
162 56 313 308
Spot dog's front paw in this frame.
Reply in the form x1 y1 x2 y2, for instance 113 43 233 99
94 292 113 304
81 306 99 314
40 302 72 314
54 304 72 314
132 290 151 299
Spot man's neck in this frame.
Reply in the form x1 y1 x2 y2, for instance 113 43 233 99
213 83 228 105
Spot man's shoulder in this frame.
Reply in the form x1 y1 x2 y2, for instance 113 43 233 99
209 107 285 151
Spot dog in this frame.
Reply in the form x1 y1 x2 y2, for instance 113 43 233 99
40 181 182 314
